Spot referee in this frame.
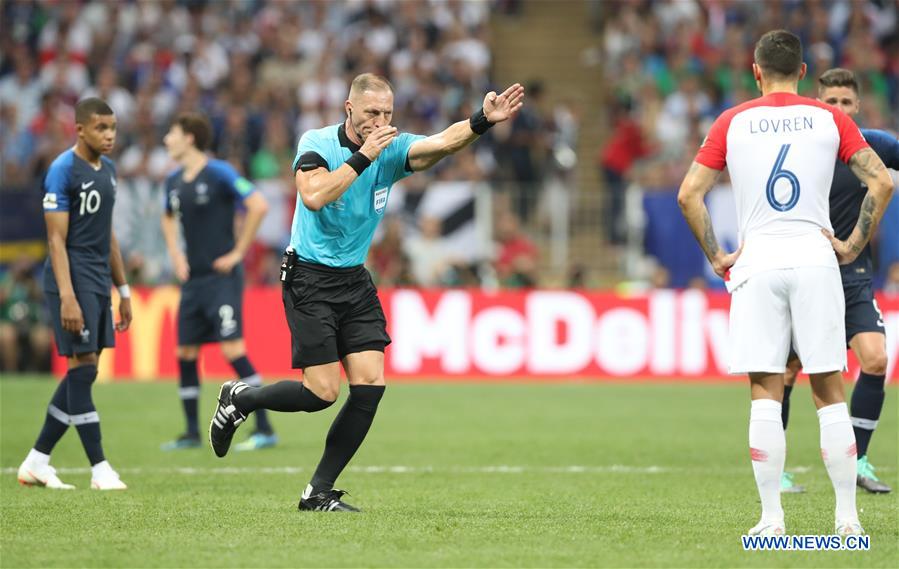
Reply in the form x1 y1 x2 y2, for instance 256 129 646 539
210 73 524 512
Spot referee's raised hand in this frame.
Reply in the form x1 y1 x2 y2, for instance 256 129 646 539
483 83 525 124
360 126 398 161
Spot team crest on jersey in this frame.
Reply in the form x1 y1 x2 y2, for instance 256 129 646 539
42 193 58 210
169 190 181 213
373 188 388 214
196 182 209 205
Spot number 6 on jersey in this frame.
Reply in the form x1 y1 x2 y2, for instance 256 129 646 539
766 143 800 212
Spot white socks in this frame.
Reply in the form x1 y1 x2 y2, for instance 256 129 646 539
818 403 858 522
91 460 114 479
749 399 786 523
25 448 50 467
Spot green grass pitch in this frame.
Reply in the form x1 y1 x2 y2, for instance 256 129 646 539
1 377 896 568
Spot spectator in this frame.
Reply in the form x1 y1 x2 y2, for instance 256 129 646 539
884 262 899 294
114 123 172 284
494 211 539 289
598 99 651 245
81 64 136 129
0 259 51 373
0 51 43 128
368 217 414 288
494 81 550 223
404 216 457 288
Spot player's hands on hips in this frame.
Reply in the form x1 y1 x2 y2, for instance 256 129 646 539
116 297 132 332
212 250 241 274
711 243 743 279
174 254 190 282
60 294 84 334
483 83 525 124
359 126 398 161
822 229 860 265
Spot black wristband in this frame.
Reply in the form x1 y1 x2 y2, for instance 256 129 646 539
345 151 372 175
469 107 494 135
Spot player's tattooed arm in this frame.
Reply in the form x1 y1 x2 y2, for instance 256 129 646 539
848 147 887 183
700 209 720 258
825 148 895 264
678 161 740 279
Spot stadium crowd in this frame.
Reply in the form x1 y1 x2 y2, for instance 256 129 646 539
1 0 548 286
595 0 899 286
1 0 899 372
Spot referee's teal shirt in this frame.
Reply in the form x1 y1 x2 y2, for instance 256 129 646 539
290 123 424 267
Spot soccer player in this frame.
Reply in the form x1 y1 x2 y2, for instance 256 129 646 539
160 112 276 451
209 73 524 511
17 97 132 490
677 31 893 536
780 68 898 494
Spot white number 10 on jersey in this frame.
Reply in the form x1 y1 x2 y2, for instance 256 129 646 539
79 190 101 215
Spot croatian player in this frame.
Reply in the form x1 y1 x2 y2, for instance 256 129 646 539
17 98 132 490
677 31 894 536
780 68 898 495
161 112 276 451
209 74 524 512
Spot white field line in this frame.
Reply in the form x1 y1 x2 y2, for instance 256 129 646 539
2 464 863 476
3 465 673 476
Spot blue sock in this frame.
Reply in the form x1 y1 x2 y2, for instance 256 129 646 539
34 374 71 454
781 385 793 430
178 359 200 436
230 356 274 435
850 371 886 458
67 365 105 466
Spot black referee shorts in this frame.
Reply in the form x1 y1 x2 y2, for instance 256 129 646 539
282 261 390 369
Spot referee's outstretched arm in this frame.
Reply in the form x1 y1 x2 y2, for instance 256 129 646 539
296 81 523 212
406 83 525 172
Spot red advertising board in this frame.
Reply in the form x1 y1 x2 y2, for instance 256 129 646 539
54 288 899 381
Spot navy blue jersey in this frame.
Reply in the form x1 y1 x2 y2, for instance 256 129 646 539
41 149 117 295
164 159 256 279
831 128 899 283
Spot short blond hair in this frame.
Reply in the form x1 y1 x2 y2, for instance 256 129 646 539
349 73 394 97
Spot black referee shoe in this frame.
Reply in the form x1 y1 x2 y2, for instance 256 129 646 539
299 484 360 512
209 380 249 458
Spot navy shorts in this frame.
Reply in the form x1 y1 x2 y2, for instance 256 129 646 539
46 291 114 357
282 261 390 369
178 273 244 346
843 281 885 344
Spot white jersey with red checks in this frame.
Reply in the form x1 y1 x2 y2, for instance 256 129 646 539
695 92 869 292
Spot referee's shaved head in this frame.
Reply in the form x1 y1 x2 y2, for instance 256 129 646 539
349 74 394 98
346 73 395 143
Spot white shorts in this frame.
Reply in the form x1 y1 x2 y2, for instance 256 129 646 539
728 267 846 374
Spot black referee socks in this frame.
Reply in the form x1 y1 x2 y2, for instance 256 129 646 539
310 384 386 493
233 380 334 414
